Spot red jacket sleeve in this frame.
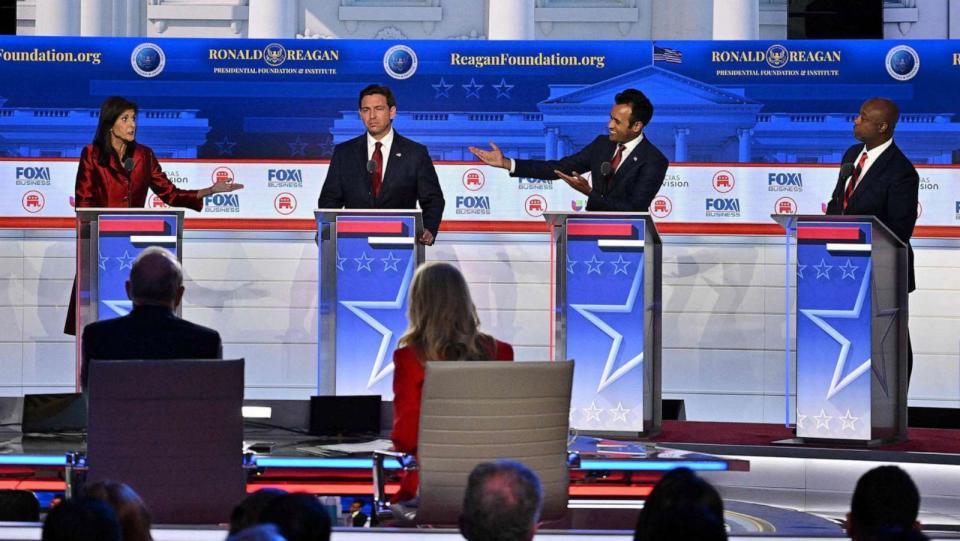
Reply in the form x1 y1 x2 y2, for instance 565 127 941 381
495 340 514 361
74 146 100 208
390 348 423 453
146 149 203 211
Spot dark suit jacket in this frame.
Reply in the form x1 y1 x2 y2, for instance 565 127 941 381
826 141 919 292
80 305 222 391
512 135 668 212
317 132 445 235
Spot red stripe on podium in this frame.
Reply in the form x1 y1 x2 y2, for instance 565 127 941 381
568 223 634 237
99 219 166 233
797 227 860 240
337 221 403 234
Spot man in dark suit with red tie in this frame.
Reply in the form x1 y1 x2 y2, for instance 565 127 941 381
469 88 668 212
318 85 445 244
826 97 920 379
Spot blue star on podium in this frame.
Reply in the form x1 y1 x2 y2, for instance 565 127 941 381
354 252 374 271
340 257 415 389
799 261 872 400
381 252 402 272
570 265 644 392
116 251 136 270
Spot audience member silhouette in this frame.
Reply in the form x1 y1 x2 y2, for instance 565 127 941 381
848 465 922 541
229 488 287 535
459 461 542 541
259 493 331 541
634 467 726 541
0 489 40 522
84 481 153 541
42 497 121 541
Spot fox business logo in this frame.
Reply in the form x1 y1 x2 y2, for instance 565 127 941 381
268 168 303 188
204 193 241 213
711 44 841 68
518 177 552 191
462 168 485 191
15 166 51 186
705 198 741 217
456 195 491 215
768 172 802 192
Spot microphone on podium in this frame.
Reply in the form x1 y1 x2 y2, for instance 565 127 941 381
600 161 612 178
366 160 377 174
123 157 135 173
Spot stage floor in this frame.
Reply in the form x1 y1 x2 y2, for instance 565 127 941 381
0 421 958 537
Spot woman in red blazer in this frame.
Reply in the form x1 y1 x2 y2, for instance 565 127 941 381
390 262 513 503
65 96 244 335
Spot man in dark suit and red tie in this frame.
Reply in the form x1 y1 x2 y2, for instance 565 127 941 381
469 88 668 212
318 84 445 245
826 97 920 380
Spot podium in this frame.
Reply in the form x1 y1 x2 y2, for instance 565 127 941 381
315 209 424 398
75 209 185 383
774 214 908 445
544 212 661 437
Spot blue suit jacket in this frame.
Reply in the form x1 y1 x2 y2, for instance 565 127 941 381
317 132 445 235
512 135 668 212
826 141 919 292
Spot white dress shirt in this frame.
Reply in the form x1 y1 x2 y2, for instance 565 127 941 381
849 137 894 192
508 132 645 174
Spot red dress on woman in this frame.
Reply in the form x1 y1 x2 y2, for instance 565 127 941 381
389 338 513 502
65 143 203 335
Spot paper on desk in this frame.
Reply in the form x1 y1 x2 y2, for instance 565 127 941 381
304 439 394 454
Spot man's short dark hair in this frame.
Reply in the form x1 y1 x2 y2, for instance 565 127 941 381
128 247 182 305
615 88 653 127
42 497 121 541
459 461 543 541
645 504 727 541
229 488 287 535
850 466 920 537
359 84 396 109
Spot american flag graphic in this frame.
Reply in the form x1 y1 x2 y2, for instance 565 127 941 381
653 46 683 63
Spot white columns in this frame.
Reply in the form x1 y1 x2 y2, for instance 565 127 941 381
738 129 753 162
487 0 534 40
713 0 759 39
80 0 110 35
248 0 296 38
674 128 689 162
545 128 558 161
35 0 80 35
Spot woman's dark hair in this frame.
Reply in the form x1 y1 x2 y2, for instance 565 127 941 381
93 96 138 166
634 468 725 541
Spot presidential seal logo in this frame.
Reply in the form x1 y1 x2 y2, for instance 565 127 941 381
886 45 919 81
131 43 166 78
383 45 418 80
765 44 789 69
264 43 286 67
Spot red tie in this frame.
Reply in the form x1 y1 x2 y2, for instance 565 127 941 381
842 151 869 211
371 142 383 198
608 144 626 186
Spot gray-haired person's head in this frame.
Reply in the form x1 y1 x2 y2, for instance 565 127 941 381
125 247 184 309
